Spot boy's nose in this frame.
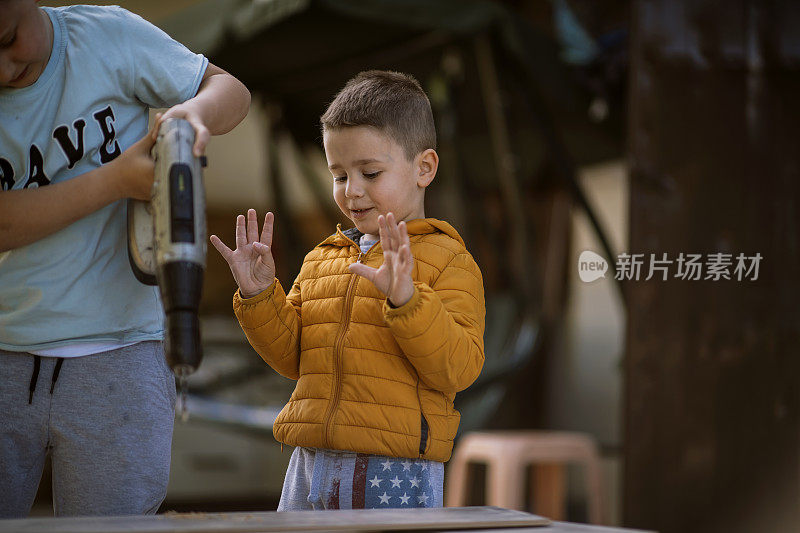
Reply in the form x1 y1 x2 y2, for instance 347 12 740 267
344 178 363 198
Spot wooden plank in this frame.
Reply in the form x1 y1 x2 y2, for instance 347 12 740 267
481 524 653 533
0 506 549 533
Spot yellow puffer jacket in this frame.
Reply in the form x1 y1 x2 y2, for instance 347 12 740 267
233 218 485 462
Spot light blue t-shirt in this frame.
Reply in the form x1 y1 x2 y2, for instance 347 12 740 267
0 6 208 351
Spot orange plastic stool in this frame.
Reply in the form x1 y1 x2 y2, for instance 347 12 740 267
446 430 605 524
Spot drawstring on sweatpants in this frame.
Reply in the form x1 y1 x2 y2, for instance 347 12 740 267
50 358 64 394
28 356 64 404
28 356 41 404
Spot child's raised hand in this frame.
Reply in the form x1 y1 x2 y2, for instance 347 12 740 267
210 209 276 298
349 213 415 307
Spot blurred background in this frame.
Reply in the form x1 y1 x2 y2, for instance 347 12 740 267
35 1 800 532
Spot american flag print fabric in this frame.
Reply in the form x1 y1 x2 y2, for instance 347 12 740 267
278 447 444 511
356 454 442 509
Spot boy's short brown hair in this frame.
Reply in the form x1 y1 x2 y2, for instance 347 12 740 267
321 70 436 161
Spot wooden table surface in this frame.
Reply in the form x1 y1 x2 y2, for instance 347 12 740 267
0 506 653 533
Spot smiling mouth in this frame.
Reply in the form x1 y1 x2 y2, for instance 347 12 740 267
350 208 373 218
10 66 29 84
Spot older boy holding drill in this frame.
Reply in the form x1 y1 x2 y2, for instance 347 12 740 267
0 0 249 517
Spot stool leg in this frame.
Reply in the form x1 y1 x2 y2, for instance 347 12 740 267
487 458 525 510
446 455 470 507
532 463 566 520
585 458 604 524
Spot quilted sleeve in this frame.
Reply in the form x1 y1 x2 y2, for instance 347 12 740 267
233 277 303 380
383 251 486 393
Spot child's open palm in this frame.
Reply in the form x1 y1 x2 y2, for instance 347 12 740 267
210 209 276 298
350 213 415 307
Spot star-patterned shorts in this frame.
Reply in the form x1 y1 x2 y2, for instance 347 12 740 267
277 447 444 511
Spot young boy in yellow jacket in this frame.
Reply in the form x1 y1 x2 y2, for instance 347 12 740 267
211 70 485 510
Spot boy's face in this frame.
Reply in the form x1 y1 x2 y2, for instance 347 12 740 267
0 0 52 88
324 126 436 239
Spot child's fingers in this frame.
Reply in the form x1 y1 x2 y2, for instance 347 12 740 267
137 129 157 152
382 213 397 252
209 234 233 260
246 209 259 243
386 212 400 250
253 241 272 262
398 219 407 237
261 212 274 246
397 220 409 248
151 113 163 141
378 215 390 251
349 262 377 283
399 242 413 272
147 117 160 142
383 213 393 249
192 124 210 157
235 214 247 249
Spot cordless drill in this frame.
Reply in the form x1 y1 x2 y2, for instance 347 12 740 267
127 118 206 378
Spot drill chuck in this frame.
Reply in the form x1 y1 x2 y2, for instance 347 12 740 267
159 261 204 373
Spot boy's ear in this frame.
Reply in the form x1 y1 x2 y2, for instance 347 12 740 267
416 149 438 188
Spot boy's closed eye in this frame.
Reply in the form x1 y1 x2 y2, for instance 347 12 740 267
332 170 381 182
0 32 17 48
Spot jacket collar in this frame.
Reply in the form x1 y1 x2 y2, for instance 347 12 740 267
320 218 465 248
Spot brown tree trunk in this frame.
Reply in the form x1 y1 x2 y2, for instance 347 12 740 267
625 1 800 532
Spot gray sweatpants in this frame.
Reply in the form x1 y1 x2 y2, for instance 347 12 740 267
0 342 176 517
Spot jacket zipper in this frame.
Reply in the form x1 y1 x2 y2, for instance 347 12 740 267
416 378 430 457
321 240 378 448
419 414 430 457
